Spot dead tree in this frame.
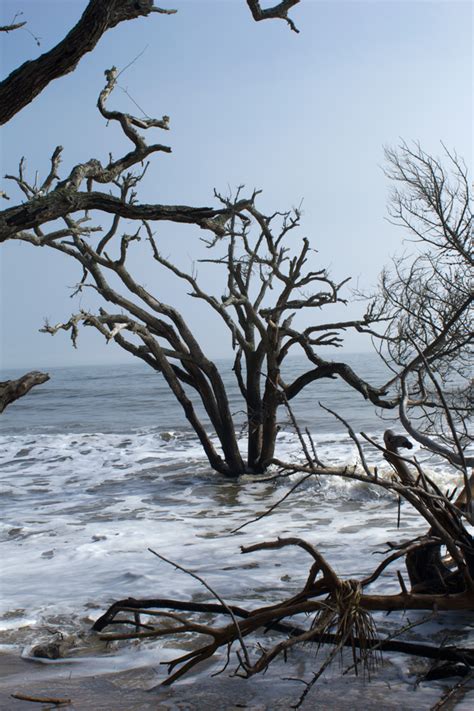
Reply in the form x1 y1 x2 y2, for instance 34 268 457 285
0 1 176 125
0 70 399 476
3 75 472 476
372 142 473 462
0 371 49 413
91 388 473 693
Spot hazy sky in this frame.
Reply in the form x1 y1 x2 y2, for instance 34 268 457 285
0 0 472 369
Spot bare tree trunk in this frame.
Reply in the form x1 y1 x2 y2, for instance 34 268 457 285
246 353 264 472
259 388 279 470
258 343 281 471
204 361 246 475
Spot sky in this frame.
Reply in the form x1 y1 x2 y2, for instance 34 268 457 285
0 0 472 369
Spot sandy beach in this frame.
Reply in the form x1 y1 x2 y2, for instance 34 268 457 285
2 650 474 711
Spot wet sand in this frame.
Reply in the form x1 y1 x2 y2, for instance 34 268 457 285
2 651 474 711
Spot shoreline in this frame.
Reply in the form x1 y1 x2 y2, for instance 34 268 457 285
2 650 474 711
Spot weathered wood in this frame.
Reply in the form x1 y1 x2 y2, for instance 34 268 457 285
0 192 235 243
0 0 169 125
0 371 49 413
246 0 301 32
92 595 474 666
91 530 474 687
384 430 474 594
11 692 71 704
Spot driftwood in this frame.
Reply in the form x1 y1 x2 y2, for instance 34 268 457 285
91 536 474 708
11 692 71 705
91 428 474 701
0 371 49 413
93 595 474 664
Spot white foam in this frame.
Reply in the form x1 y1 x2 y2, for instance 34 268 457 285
0 427 471 680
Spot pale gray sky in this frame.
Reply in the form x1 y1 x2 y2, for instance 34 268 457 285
0 0 472 368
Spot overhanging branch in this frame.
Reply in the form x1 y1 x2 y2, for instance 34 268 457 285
0 371 50 413
0 0 176 125
0 192 239 241
246 0 301 32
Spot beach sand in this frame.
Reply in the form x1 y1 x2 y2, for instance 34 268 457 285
2 651 474 711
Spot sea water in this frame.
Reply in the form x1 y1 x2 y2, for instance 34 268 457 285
0 354 472 707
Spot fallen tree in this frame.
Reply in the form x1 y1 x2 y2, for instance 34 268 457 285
91 419 474 704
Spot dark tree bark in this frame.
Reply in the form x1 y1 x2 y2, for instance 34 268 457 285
384 429 474 595
0 191 237 242
0 371 49 413
246 1 301 32
85 427 474 695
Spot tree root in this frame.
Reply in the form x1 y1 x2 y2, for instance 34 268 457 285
91 431 474 693
92 536 474 688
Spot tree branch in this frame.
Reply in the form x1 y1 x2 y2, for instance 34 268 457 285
246 0 301 32
0 21 27 33
0 0 176 125
0 371 49 413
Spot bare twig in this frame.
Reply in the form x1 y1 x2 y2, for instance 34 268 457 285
0 21 27 33
148 547 251 669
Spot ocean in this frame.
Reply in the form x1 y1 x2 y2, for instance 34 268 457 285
1 354 472 708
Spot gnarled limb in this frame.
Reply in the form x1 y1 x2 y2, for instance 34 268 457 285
0 192 239 242
0 21 27 33
92 535 474 691
1 0 304 126
0 69 240 243
246 0 301 32
0 0 176 125
382 429 474 593
0 371 49 413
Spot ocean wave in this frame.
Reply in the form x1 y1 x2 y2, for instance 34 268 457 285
0 425 468 655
